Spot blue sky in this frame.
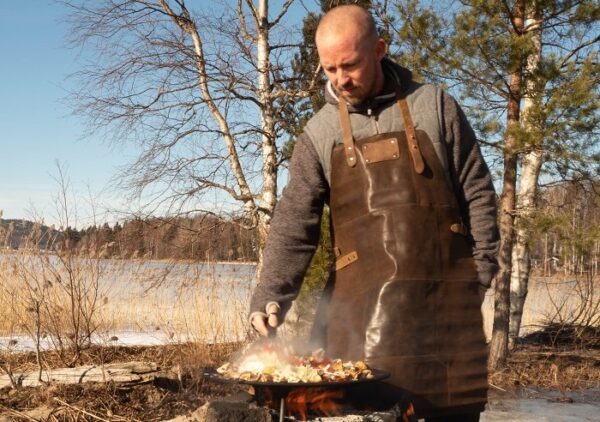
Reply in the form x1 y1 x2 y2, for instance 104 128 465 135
0 1 312 228
0 1 136 227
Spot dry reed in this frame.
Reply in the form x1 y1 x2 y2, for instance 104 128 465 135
0 253 255 360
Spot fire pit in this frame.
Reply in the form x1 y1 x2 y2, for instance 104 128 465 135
202 340 416 421
203 367 417 421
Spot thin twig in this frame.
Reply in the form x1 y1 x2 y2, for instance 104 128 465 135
488 382 507 392
6 408 39 421
53 397 110 422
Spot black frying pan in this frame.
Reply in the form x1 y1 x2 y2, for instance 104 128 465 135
202 367 390 388
203 367 391 422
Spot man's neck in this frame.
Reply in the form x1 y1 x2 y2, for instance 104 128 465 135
379 69 396 96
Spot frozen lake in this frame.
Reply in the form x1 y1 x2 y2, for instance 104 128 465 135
0 257 257 348
1 254 597 350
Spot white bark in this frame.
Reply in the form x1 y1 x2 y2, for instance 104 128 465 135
510 149 543 344
257 0 278 233
155 0 305 271
66 0 316 263
159 1 257 218
509 9 543 347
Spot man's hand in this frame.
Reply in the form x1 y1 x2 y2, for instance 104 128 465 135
251 303 280 337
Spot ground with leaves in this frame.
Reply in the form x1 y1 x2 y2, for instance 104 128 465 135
1 332 599 421
0 344 242 421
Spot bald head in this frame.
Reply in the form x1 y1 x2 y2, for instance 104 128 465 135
315 5 386 105
315 5 378 48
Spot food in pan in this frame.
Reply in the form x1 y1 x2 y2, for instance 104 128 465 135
216 347 374 383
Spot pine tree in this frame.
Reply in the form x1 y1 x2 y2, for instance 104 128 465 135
390 0 599 368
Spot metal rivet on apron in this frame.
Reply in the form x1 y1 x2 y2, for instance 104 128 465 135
365 159 370 163
390 140 395 144
349 157 354 160
363 144 368 149
347 146 353 150
392 154 397 158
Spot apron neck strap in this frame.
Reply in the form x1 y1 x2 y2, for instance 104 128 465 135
337 87 425 174
338 98 357 167
395 87 425 174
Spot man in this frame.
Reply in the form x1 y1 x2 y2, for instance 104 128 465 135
249 5 499 421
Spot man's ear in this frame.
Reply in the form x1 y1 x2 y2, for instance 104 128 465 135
375 38 387 60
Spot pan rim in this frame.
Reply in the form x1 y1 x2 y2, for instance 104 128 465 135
202 367 390 388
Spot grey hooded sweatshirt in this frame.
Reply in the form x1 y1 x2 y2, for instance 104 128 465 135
250 58 499 319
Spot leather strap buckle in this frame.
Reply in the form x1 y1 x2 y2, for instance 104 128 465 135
335 250 358 271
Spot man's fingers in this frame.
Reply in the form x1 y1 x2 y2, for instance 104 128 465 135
251 315 269 337
268 312 279 328
266 303 280 328
251 303 280 337
266 303 279 328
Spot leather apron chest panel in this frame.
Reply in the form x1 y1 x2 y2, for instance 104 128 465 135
313 91 487 417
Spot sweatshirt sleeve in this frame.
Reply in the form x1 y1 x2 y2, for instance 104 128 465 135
442 91 500 287
249 132 329 317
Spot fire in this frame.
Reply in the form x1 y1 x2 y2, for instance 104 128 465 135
402 403 416 422
286 388 344 421
257 386 416 421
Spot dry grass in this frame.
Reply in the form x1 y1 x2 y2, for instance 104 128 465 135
0 254 253 341
1 261 598 420
0 343 244 422
481 275 600 341
490 344 600 391
1 342 242 377
1 251 598 421
0 251 254 384
1 340 597 421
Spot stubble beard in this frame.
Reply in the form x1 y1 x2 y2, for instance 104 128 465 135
338 85 366 106
343 94 363 106
337 72 378 106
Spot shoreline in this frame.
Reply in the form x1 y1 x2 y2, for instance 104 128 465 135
0 251 257 266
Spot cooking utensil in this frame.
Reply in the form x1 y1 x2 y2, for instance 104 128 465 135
203 367 390 422
203 367 390 388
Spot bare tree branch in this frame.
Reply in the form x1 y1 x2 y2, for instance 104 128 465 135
270 0 295 28
559 35 600 69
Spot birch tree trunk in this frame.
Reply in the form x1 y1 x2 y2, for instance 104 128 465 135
159 4 258 196
255 0 278 269
65 0 322 271
509 149 543 346
509 8 543 349
489 0 525 371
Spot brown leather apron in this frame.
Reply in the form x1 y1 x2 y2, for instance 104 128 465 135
312 90 488 417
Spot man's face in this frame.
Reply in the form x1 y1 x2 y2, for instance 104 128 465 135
317 30 386 106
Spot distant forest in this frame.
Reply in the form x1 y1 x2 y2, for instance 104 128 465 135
1 181 598 269
1 215 258 262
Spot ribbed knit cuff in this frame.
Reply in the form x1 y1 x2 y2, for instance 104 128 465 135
475 260 499 288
